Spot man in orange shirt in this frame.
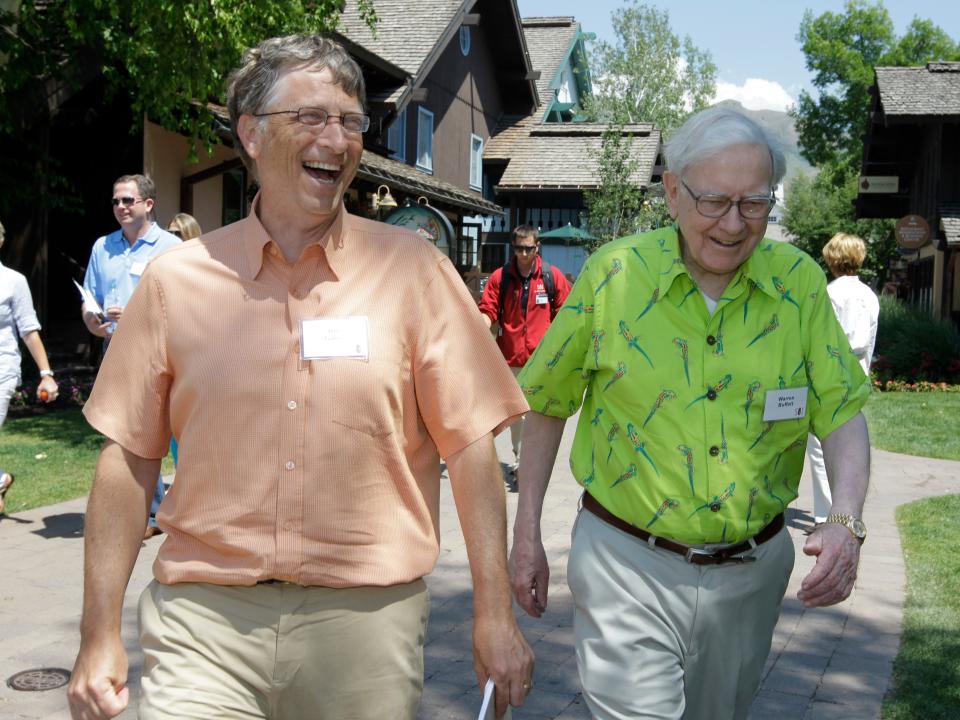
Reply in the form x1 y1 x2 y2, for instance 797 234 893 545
68 35 533 720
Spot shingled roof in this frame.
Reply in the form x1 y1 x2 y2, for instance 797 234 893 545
495 124 660 190
336 0 466 75
875 62 960 118
522 17 581 116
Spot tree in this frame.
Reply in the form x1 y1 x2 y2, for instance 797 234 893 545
586 0 716 134
0 1 377 250
787 0 959 283
782 165 896 285
792 0 960 173
584 124 672 252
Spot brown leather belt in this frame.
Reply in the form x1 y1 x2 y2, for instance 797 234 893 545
582 492 784 566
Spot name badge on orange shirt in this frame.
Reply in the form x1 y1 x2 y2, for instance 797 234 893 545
762 387 808 421
300 317 369 360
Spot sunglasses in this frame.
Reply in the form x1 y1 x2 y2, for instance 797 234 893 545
512 245 538 254
112 197 144 207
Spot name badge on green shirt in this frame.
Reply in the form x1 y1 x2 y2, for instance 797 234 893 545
762 387 808 421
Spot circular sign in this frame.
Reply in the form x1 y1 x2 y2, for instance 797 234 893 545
895 215 930 250
383 203 455 256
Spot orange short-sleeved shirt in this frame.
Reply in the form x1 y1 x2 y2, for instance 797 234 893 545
83 201 527 588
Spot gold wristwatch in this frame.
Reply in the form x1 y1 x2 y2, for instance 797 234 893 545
825 513 867 544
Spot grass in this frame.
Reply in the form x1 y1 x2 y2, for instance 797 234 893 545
863 391 960 461
882 495 960 720
0 408 174 514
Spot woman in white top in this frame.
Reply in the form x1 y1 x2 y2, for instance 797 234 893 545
807 233 880 524
0 220 59 513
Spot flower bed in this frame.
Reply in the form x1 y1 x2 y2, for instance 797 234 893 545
7 371 96 417
873 379 960 393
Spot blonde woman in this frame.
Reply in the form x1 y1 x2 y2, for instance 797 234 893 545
806 232 879 525
167 212 202 241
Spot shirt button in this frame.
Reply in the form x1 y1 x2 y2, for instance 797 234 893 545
287 400 298 410
284 461 295 471
709 445 720 456
706 335 717 345
706 389 718 401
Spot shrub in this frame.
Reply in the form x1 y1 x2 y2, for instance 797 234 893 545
872 295 960 384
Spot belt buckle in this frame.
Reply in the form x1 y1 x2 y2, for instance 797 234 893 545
684 546 757 565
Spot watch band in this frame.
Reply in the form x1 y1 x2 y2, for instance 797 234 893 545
39 369 55 378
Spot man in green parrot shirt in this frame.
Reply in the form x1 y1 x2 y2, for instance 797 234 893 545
509 107 871 720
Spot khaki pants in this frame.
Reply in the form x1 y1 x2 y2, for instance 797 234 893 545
568 509 794 720
138 579 430 719
509 366 525 463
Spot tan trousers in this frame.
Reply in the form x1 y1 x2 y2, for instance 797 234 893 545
138 579 430 719
568 509 795 720
509 366 525 462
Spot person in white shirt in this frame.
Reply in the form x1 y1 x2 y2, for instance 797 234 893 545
0 219 59 513
807 233 879 524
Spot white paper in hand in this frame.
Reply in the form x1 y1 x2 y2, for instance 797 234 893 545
477 678 512 720
73 279 105 318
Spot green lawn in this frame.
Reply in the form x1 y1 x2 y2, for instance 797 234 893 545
863 391 960 461
882 495 960 720
0 408 174 514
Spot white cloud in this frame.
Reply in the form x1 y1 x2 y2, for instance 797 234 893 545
713 79 796 112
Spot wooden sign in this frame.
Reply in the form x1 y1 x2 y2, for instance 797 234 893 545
895 215 930 250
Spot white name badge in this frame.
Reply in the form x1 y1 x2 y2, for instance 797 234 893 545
130 261 147 277
300 317 369 360
763 387 808 421
535 292 549 305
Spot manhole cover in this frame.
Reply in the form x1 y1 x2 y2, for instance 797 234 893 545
7 667 71 691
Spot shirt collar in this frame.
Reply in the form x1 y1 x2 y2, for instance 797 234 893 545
240 194 348 281
114 221 160 248
656 228 782 302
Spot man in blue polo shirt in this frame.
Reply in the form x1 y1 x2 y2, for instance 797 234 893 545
82 174 180 537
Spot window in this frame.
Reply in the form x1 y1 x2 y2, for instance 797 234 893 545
387 109 406 162
416 107 434 173
459 27 471 56
469 134 483 190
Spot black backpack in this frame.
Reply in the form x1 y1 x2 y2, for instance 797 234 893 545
497 258 557 329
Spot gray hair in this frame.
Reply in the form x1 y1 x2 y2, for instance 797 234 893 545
226 34 367 171
665 107 786 187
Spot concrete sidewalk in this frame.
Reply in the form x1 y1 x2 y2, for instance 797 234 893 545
0 422 956 719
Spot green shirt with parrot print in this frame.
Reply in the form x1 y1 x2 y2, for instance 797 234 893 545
517 225 870 545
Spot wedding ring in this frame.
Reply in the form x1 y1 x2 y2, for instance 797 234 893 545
522 680 533 690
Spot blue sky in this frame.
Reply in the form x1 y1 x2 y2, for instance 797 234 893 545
516 1 960 111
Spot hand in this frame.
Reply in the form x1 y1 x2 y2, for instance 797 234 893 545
797 522 861 607
509 535 550 618
473 614 535 718
104 306 123 323
37 375 58 403
83 311 112 338
67 636 130 719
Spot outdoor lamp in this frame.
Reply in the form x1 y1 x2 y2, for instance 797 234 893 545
371 184 398 212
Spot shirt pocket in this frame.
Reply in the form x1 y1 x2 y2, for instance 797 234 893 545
326 359 398 438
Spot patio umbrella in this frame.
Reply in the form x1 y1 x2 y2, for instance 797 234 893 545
538 223 597 243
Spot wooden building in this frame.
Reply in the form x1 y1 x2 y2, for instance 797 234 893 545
857 61 960 323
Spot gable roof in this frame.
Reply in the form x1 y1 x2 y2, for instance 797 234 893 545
335 0 538 112
875 62 960 119
336 0 466 75
521 17 582 116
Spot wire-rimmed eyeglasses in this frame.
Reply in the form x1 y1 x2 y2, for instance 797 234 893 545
253 107 370 134
680 178 775 220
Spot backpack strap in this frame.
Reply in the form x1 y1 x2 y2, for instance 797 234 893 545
539 259 557 318
496 260 513 332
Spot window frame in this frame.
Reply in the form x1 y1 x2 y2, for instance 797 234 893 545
469 133 483 191
387 108 406 163
416 107 434 174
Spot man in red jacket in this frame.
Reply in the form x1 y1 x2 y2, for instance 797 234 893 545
479 225 571 481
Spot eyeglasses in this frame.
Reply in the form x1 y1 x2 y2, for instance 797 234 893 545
253 107 370 134
680 178 775 220
168 228 182 237
512 245 538 254
112 197 144 207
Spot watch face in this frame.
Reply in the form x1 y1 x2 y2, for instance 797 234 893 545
851 519 867 538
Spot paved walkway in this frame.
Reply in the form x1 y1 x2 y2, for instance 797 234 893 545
0 422 956 719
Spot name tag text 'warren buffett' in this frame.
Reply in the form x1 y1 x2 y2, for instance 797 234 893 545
762 387 808 422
